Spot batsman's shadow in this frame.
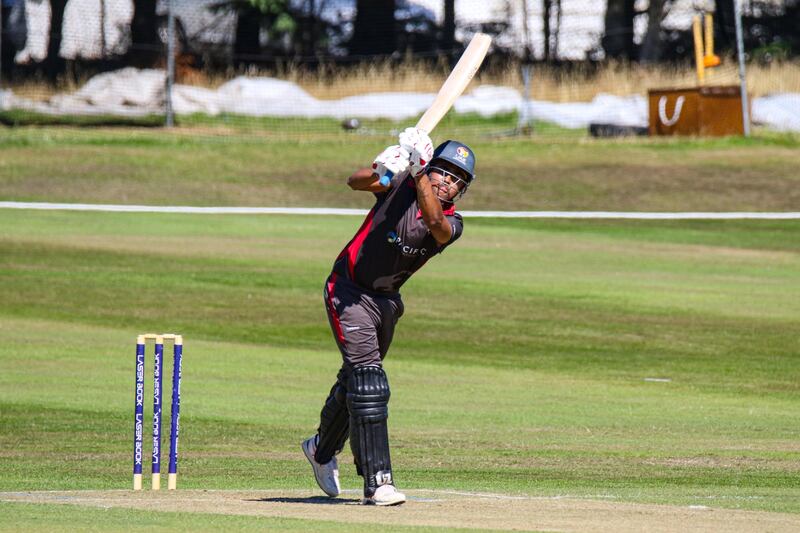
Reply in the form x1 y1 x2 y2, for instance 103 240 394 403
247 496 359 505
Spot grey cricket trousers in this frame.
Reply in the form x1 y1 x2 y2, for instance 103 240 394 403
324 274 404 367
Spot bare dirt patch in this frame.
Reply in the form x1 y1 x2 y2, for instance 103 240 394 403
2 489 798 532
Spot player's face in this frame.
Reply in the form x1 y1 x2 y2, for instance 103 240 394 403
428 162 468 202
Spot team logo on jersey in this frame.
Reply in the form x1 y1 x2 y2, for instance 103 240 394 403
387 230 429 257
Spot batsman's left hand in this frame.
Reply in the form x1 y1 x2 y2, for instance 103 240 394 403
399 127 433 177
372 144 410 185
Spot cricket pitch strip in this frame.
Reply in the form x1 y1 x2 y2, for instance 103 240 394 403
1 489 798 532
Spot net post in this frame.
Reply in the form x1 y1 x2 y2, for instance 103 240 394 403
0 3 4 90
733 0 751 137
165 0 176 128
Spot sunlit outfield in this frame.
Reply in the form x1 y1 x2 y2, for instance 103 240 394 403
1 209 798 525
1 123 799 527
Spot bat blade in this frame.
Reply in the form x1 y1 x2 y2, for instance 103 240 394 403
380 33 492 186
416 33 492 133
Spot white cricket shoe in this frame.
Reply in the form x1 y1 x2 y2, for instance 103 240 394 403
302 435 340 497
363 484 406 506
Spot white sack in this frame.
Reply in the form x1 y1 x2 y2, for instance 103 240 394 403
61 0 134 60
2 68 798 133
14 0 50 64
751 93 800 133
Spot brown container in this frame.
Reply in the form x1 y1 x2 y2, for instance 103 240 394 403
648 85 746 137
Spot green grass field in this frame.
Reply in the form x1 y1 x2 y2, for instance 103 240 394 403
1 207 799 530
1 126 799 530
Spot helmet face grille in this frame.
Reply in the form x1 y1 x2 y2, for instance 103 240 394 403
427 165 473 202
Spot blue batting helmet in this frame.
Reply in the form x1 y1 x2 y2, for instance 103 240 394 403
431 140 476 183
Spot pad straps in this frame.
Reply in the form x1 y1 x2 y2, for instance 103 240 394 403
315 366 350 464
347 365 393 496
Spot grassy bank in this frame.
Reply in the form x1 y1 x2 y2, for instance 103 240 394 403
1 127 798 212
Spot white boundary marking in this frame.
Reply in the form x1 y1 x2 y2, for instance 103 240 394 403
2 202 800 219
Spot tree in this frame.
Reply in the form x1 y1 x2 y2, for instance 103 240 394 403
349 0 396 57
713 0 736 52
1 2 19 79
543 0 551 60
232 1 262 65
740 0 800 62
640 0 674 62
543 0 562 60
214 0 334 64
553 0 562 58
43 0 68 81
293 0 323 59
601 0 636 60
128 0 160 67
441 0 455 53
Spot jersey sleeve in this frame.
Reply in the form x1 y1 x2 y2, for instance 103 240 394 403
442 212 464 247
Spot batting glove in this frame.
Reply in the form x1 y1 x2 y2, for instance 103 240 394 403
372 145 410 183
399 127 433 177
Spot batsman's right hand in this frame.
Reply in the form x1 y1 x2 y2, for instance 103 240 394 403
399 127 433 177
372 145 410 185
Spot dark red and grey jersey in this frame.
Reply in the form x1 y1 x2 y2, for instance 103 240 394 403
332 171 464 294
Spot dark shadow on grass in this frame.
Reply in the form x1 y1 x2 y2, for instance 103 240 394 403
247 496 359 505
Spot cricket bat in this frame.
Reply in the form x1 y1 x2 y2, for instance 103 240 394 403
380 33 492 186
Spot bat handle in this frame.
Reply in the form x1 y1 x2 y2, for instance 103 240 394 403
380 171 394 187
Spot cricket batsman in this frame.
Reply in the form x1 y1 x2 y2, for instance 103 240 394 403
302 127 477 505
